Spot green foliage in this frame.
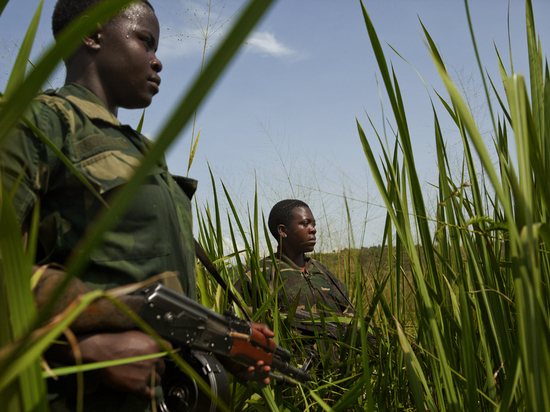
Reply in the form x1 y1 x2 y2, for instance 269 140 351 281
353 0 550 410
3 0 550 410
195 0 550 409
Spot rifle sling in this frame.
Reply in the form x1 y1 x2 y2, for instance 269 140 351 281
310 259 356 312
194 239 252 322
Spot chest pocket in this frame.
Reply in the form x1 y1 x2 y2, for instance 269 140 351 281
89 171 173 262
69 133 173 262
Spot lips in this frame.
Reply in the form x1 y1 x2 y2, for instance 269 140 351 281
148 76 161 94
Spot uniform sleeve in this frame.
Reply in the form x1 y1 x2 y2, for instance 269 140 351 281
0 102 65 227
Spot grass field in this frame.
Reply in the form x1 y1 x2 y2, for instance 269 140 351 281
2 0 550 411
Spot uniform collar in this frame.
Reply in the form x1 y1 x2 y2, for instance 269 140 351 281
57 83 121 126
276 250 311 271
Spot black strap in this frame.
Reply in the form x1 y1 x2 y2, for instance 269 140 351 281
194 239 252 322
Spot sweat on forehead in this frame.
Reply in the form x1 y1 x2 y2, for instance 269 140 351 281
52 0 154 39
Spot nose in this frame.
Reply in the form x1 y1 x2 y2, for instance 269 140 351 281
311 226 317 234
151 55 162 73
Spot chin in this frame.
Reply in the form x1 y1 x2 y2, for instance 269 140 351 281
125 94 154 110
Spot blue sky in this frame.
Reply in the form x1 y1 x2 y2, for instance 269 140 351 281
2 0 550 251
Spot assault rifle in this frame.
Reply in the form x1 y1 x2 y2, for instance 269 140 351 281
134 284 311 412
286 309 379 347
282 310 380 370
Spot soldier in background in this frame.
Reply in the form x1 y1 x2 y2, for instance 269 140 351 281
238 199 355 368
264 199 354 318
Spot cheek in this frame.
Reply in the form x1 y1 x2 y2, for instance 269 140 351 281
120 42 147 65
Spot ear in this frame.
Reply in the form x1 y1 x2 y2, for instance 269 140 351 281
277 224 287 239
83 26 102 51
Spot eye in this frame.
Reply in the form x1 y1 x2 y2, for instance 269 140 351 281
139 34 155 50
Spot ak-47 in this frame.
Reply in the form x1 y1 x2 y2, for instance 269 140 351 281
133 284 311 412
36 269 311 412
288 309 378 347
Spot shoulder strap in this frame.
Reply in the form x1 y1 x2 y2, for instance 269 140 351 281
310 259 355 311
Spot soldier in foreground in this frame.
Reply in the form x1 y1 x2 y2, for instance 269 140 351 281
0 0 273 410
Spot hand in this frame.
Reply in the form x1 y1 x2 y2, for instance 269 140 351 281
219 322 275 385
47 330 171 400
247 322 275 384
251 322 275 340
225 358 272 384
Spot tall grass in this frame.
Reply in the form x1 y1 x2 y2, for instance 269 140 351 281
195 0 550 410
2 0 550 411
354 0 550 410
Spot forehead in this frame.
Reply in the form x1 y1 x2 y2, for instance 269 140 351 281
290 206 314 221
109 2 159 31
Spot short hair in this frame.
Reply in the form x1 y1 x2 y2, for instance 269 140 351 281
268 199 310 240
52 0 154 39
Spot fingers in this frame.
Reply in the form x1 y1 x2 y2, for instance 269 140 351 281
164 339 174 349
245 360 271 384
79 331 169 399
251 322 275 338
155 356 166 376
129 361 164 401
137 384 153 401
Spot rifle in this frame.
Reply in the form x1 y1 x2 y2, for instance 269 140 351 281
289 309 351 339
134 283 312 412
286 309 379 347
281 309 380 371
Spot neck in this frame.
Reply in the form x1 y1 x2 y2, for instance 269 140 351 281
65 60 118 116
278 246 307 268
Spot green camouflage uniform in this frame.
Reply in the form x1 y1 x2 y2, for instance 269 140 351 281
243 252 354 366
249 252 354 318
0 83 197 411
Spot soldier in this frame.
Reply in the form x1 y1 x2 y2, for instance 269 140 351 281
0 0 273 410
264 199 354 318
237 200 356 368
263 200 356 366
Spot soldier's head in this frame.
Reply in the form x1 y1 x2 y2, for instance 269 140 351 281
52 0 162 115
52 0 154 39
268 199 317 254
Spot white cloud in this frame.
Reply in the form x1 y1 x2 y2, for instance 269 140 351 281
245 31 295 57
157 26 296 60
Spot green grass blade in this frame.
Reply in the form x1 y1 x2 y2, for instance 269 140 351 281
0 0 8 16
0 189 47 411
2 1 42 100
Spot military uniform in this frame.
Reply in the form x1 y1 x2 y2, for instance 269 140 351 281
0 83 197 411
241 252 353 366
258 252 354 318
1 83 196 296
